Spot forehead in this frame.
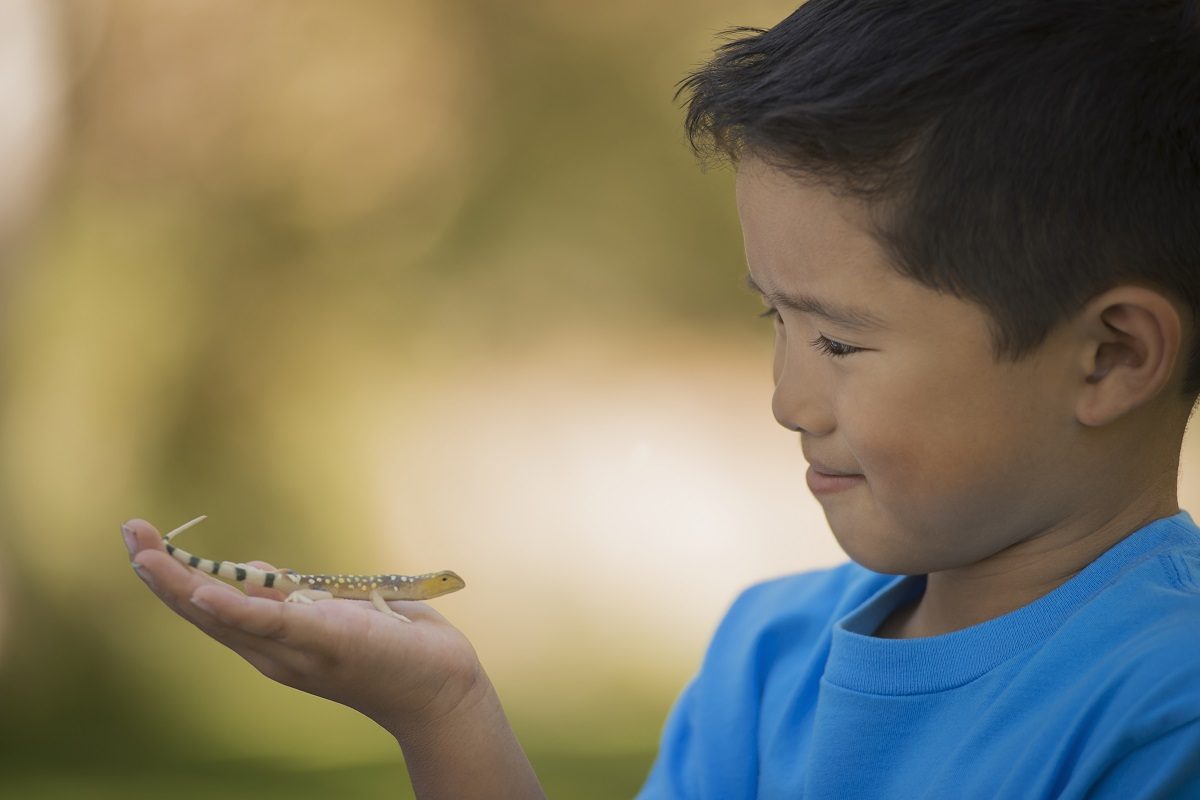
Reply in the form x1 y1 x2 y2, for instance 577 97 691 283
735 159 892 288
734 157 961 336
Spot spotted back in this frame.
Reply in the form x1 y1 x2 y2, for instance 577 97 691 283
290 570 465 601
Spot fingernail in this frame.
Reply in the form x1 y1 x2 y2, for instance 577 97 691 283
121 523 137 557
190 594 214 615
131 562 155 589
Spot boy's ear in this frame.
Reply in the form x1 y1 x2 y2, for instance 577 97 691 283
1073 285 1184 427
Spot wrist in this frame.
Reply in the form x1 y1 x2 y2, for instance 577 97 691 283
384 657 493 747
389 667 546 800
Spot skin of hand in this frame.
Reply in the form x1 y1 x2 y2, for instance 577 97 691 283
123 518 546 800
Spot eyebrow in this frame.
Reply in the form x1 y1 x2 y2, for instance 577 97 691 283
743 273 888 333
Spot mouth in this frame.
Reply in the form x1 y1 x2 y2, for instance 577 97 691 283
806 465 865 495
807 460 862 477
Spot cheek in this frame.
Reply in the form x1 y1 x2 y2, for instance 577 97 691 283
846 367 1000 480
848 374 1045 515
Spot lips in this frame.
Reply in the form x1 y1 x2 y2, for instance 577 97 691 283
807 459 861 477
806 466 864 495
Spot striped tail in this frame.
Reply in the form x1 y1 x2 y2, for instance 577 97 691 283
163 515 298 590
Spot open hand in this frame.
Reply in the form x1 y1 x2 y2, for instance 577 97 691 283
122 518 486 740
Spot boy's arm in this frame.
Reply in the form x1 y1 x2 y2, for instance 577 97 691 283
390 673 545 800
1082 718 1200 800
123 518 545 800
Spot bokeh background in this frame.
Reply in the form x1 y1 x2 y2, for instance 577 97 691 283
0 1 1197 798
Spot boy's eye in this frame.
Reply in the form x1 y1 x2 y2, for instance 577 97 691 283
808 334 860 358
758 307 861 358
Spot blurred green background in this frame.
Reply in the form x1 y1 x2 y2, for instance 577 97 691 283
1 1 1197 798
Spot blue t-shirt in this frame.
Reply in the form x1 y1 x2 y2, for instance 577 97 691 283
638 510 1200 799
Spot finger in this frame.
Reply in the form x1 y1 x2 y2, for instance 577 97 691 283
132 548 242 630
190 581 355 653
122 523 329 677
122 517 231 582
133 548 309 668
189 584 350 663
191 583 292 640
124 519 256 603
121 517 166 558
123 518 206 597
129 547 271 643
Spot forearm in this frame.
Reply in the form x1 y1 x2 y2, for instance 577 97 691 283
390 671 546 800
123 519 536 797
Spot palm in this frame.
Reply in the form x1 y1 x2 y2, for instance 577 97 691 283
125 518 481 733
281 594 481 723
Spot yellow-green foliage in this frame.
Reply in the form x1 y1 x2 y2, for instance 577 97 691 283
0 0 807 794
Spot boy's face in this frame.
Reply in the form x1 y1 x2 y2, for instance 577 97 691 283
736 156 1092 575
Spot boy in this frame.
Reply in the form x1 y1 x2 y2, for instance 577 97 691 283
125 1 1200 797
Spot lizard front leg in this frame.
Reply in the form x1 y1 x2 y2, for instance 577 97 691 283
370 589 413 623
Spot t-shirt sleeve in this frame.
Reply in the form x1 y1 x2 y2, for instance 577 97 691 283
634 580 778 800
1083 718 1200 799
635 566 866 800
635 677 702 799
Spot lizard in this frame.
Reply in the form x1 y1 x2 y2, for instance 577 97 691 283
156 515 465 623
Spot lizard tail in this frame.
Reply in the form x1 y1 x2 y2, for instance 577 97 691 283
164 515 208 542
161 515 296 590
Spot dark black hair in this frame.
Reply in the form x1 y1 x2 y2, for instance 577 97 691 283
679 0 1200 404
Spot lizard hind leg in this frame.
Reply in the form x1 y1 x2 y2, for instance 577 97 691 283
370 589 413 623
285 589 335 604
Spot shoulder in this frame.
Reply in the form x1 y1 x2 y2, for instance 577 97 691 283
1113 545 1200 677
667 562 893 750
638 565 889 799
1058 542 1200 730
698 562 893 680
1087 542 1200 658
1059 550 1200 793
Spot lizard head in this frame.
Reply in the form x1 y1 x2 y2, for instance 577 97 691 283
412 570 466 598
378 570 466 599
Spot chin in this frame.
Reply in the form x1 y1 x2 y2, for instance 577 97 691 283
830 529 930 576
847 552 919 575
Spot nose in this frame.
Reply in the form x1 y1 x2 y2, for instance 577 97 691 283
771 343 834 435
773 386 826 433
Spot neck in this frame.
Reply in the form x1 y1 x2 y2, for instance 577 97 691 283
877 485 1180 640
